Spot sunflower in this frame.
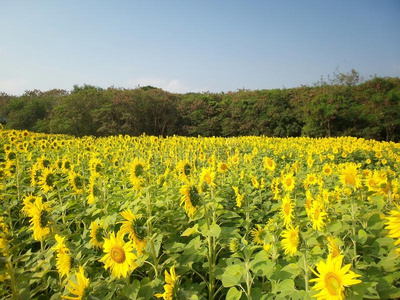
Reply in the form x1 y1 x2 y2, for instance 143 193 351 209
22 194 39 217
120 209 147 255
200 168 216 188
155 265 180 300
68 171 84 194
310 255 361 300
339 163 361 190
232 186 244 208
305 173 318 187
385 204 400 248
39 168 56 193
310 201 327 231
229 238 240 253
176 160 192 182
322 164 332 177
281 225 299 256
251 176 260 189
217 162 229 173
30 163 41 187
271 177 280 200
263 157 276 172
99 231 137 279
250 225 268 245
29 197 51 241
89 157 103 178
179 184 201 218
53 235 71 278
62 266 90 300
87 176 96 205
305 190 314 216
4 160 16 178
327 236 340 258
130 158 147 190
280 194 294 227
282 173 295 192
89 221 105 249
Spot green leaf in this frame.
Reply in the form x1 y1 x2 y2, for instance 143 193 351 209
357 229 368 244
329 221 342 232
121 280 140 299
221 265 245 287
208 223 221 238
226 287 242 300
181 224 199 237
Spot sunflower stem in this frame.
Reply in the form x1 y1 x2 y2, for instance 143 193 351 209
303 251 309 293
146 190 159 278
7 258 18 300
203 187 215 300
57 185 66 224
351 197 358 268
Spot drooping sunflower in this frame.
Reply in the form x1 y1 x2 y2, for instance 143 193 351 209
327 236 340 258
120 209 147 255
176 160 192 182
129 158 147 190
250 225 268 245
53 234 71 278
29 197 51 241
282 173 295 192
232 186 244 208
68 171 84 194
39 168 56 193
281 225 299 256
339 163 361 190
310 255 361 300
155 265 180 300
310 201 327 231
62 266 90 300
99 231 137 279
22 194 39 217
179 184 201 218
280 194 294 227
89 221 105 249
89 157 103 178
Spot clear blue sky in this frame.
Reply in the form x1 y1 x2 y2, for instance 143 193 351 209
0 0 399 95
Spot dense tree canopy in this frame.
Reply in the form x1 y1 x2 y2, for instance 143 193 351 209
1 73 399 141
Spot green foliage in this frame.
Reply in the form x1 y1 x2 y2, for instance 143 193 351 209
1 74 399 141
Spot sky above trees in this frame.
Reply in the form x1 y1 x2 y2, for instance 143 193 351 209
0 0 399 95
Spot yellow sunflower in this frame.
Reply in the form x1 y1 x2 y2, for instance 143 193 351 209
280 194 294 227
62 266 90 300
130 158 147 190
89 221 105 249
232 186 244 208
263 157 276 172
22 194 39 217
339 163 361 190
68 171 84 194
310 202 327 231
89 157 103 178
281 225 299 256
217 162 229 173
251 176 260 189
327 236 340 258
250 225 268 245
120 209 147 255
179 184 201 218
176 160 192 182
310 255 361 300
155 265 180 300
385 204 400 250
322 164 333 177
99 231 137 279
29 197 51 241
200 168 216 188
39 168 56 193
282 173 295 192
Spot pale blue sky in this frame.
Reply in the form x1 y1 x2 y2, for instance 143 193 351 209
0 0 399 95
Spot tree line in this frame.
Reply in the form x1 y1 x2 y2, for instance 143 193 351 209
1 71 399 141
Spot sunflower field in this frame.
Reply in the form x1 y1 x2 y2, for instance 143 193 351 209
0 127 400 300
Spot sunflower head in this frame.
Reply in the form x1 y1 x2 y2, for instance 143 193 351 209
39 168 56 193
179 184 201 218
281 225 299 256
90 221 105 249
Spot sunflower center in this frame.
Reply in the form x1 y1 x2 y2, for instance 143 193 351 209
46 173 55 187
314 207 320 220
95 163 102 173
43 159 51 168
284 202 291 215
110 245 126 263
74 175 83 189
64 161 71 170
325 272 341 295
184 164 191 176
7 152 16 160
135 164 144 177
368 179 376 187
95 227 104 243
285 178 292 187
306 198 312 210
220 164 227 171
204 174 212 185
345 174 355 186
40 210 48 228
189 186 201 207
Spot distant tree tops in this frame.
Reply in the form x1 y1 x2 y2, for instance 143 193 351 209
1 71 399 141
